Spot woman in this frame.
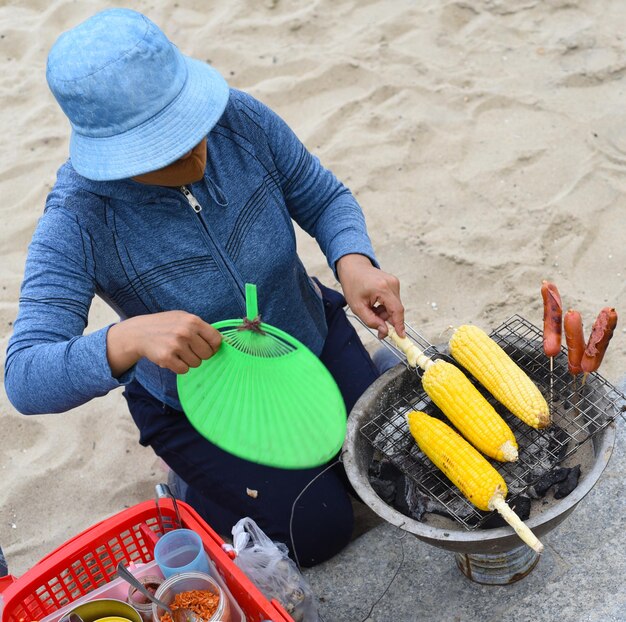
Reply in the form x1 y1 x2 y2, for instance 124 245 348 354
4 8 404 566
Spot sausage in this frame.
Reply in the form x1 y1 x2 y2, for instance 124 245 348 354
580 307 618 374
541 280 562 357
563 309 585 376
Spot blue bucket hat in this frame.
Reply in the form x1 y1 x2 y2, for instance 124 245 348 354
46 8 229 181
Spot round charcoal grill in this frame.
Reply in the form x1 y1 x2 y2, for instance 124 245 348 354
343 315 621 584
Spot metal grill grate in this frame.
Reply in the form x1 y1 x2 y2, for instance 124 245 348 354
360 315 625 530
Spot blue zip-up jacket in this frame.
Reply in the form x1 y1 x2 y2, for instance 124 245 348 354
4 89 377 415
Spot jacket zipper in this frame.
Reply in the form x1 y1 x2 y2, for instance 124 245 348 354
179 185 246 306
180 185 202 213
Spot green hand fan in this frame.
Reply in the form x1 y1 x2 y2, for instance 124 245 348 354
177 283 347 469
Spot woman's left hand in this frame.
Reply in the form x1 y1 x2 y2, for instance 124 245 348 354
336 254 405 339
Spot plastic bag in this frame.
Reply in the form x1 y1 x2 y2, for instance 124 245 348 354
223 517 320 622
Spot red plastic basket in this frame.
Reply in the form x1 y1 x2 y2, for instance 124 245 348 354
0 500 293 622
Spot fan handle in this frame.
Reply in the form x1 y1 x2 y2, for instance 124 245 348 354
245 283 258 319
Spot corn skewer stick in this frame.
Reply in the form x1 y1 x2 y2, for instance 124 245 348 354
407 410 543 553
386 323 518 462
386 323 433 371
489 494 544 553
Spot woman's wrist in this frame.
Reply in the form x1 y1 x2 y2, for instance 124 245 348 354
106 317 143 378
336 253 373 282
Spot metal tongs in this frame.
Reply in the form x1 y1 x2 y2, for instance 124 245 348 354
138 483 183 554
156 482 183 531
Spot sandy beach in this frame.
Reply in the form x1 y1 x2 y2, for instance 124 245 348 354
1 0 625 584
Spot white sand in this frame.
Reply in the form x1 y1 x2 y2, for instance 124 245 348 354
1 0 625 577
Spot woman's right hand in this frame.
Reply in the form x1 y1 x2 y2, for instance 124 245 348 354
106 311 222 377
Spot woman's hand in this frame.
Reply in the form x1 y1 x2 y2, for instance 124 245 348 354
107 311 222 377
336 254 405 339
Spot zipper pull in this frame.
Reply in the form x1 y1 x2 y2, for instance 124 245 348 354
180 185 202 213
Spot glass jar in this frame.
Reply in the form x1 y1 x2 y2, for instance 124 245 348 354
126 575 164 622
151 571 229 622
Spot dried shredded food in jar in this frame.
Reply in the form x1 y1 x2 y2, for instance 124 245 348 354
160 589 220 622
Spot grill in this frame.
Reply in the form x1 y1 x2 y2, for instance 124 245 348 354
360 315 625 530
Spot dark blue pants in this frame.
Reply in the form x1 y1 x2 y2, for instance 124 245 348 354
124 283 380 567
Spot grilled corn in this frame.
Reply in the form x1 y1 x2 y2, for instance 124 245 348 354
449 324 550 429
387 325 518 462
406 410 543 553
422 360 518 462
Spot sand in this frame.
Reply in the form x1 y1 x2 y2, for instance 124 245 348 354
1 0 625 579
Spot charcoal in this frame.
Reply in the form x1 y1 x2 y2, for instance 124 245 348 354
519 431 563 482
394 475 411 515
408 498 437 520
527 465 582 499
368 457 459 520
378 460 404 482
507 494 532 520
480 495 532 528
528 467 570 498
548 425 570 462
404 478 448 520
370 477 396 504
554 465 581 499
369 458 403 504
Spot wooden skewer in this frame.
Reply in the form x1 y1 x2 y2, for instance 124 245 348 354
489 493 544 553
549 355 555 408
386 323 434 370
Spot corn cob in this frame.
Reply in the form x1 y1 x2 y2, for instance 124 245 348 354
387 325 518 462
422 360 518 461
449 324 550 429
407 410 543 553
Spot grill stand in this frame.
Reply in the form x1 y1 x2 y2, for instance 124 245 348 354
454 546 540 585
343 353 618 585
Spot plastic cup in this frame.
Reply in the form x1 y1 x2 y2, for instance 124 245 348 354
154 529 211 578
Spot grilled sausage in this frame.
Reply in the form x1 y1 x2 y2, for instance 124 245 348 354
541 280 562 357
563 309 585 376
580 307 618 374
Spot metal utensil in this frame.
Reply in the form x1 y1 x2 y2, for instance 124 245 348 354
116 562 205 622
60 614 85 622
156 482 183 531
